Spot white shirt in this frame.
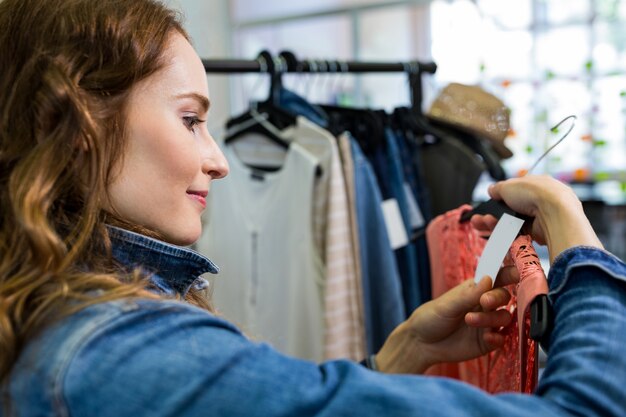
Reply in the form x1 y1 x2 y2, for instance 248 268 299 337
198 140 325 361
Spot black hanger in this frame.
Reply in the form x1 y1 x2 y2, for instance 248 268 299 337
224 51 325 177
391 107 430 145
390 69 444 146
224 110 291 149
320 105 386 155
459 198 532 224
224 50 294 148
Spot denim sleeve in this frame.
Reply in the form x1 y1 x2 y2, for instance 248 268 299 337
63 247 626 417
535 246 626 417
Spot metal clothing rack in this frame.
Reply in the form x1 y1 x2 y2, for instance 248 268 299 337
201 50 437 112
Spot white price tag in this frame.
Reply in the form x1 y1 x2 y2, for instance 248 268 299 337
474 213 525 287
382 199 409 250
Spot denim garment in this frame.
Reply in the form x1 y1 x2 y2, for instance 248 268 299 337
394 130 432 304
278 87 329 129
351 136 405 354
5 224 626 416
376 129 422 313
108 225 218 296
394 129 432 223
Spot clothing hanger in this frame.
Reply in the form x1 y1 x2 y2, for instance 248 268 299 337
404 64 443 142
224 51 323 177
320 104 387 155
225 50 296 146
224 108 290 149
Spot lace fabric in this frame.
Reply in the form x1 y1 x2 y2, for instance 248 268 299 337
426 207 548 393
510 235 548 392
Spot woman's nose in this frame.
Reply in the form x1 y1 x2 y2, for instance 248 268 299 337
202 135 229 179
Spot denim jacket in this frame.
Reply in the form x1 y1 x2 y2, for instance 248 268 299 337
5 227 626 417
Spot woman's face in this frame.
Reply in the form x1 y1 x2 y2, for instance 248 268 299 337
107 32 229 246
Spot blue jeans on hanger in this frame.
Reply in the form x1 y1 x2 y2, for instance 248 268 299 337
394 130 432 304
351 135 405 355
367 129 422 314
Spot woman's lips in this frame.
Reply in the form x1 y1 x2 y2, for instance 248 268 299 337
187 190 207 208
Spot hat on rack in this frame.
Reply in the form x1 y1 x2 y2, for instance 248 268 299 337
427 83 513 159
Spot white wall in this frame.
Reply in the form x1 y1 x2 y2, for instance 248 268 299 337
231 0 394 23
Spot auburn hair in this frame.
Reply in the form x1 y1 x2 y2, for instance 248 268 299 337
0 0 213 385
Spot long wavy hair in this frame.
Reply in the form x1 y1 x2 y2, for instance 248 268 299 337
0 0 213 385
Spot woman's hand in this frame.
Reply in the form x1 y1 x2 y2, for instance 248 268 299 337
474 175 603 262
375 267 518 374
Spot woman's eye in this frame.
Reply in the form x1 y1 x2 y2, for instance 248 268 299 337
183 116 205 132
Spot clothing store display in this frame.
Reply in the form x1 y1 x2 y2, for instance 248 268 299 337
426 206 548 393
198 143 325 361
9 225 626 416
196 58 511 363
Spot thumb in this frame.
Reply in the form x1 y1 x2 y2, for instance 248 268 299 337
488 182 503 200
439 276 493 318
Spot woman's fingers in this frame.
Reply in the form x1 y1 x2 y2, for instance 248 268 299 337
465 309 512 328
479 287 512 311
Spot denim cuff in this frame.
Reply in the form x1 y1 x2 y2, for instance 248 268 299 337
548 246 626 298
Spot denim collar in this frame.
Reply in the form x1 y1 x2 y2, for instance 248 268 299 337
107 226 219 297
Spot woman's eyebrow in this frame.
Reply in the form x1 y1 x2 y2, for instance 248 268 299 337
173 92 210 113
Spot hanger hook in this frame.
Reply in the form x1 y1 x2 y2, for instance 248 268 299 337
256 54 269 74
526 115 578 175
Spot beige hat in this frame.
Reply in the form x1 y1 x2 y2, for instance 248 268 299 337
427 83 513 159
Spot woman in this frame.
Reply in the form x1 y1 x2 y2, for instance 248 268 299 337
1 0 624 416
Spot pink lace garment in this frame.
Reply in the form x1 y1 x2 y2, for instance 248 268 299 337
425 205 548 393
